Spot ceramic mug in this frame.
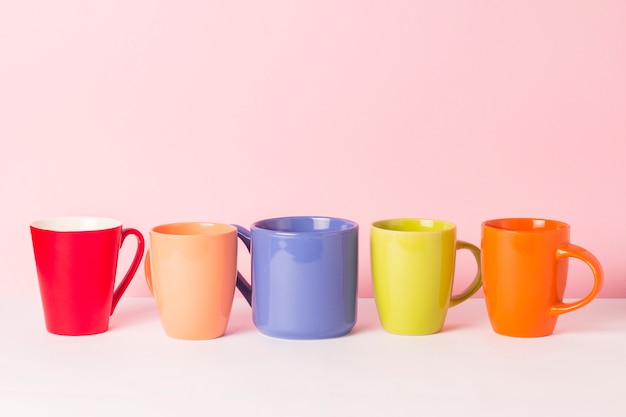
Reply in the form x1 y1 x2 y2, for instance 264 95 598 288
30 216 144 335
144 222 238 340
481 218 604 337
234 216 358 339
371 218 482 335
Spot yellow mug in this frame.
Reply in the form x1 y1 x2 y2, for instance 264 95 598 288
145 222 238 340
371 218 482 335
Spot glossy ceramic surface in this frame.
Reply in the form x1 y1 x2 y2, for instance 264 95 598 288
30 216 144 336
481 218 604 337
371 218 482 335
235 216 358 340
145 222 238 340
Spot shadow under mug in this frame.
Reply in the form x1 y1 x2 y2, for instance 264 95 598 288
234 216 359 340
481 218 604 337
30 216 144 336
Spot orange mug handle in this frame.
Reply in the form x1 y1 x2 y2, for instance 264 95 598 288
549 243 604 315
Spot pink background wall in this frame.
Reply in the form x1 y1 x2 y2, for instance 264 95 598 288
1 1 625 298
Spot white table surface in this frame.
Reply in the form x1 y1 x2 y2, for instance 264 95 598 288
1 297 625 417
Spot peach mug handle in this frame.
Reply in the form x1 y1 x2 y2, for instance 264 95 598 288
144 250 154 296
549 243 604 315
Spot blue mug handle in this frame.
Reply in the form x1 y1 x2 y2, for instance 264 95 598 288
233 225 252 306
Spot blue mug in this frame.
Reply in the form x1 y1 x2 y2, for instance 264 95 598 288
234 216 359 339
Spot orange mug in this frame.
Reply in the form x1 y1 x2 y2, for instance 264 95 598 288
481 218 603 337
144 222 238 340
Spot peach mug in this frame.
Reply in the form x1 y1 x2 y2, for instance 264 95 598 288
481 218 603 337
144 222 238 340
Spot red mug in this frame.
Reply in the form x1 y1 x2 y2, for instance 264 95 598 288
30 216 144 335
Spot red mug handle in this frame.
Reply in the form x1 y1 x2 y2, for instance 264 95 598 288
110 228 145 314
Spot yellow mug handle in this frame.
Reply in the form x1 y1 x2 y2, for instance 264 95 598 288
449 240 482 307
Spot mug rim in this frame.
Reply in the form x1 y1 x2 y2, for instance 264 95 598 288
151 222 236 237
251 216 358 235
30 216 122 232
371 218 456 233
482 218 570 233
